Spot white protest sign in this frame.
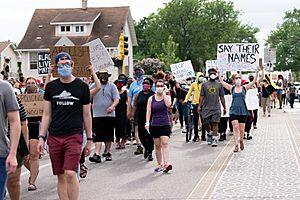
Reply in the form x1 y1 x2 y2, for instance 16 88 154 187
205 60 217 75
217 43 260 71
170 60 195 81
84 38 114 71
246 88 259 110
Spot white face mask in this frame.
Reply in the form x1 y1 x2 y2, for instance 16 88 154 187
210 74 217 80
198 77 204 83
235 79 242 86
187 81 192 85
156 87 164 94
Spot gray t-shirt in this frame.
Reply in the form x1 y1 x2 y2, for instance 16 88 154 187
0 80 19 157
92 82 120 117
200 80 224 118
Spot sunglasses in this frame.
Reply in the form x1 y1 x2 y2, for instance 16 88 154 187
57 63 71 68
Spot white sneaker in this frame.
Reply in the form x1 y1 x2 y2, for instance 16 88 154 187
132 140 137 145
212 139 218 147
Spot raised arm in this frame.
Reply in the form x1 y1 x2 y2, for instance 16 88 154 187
245 71 259 91
218 71 232 92
163 92 172 107
89 66 101 97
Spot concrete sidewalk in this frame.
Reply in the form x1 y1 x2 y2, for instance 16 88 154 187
207 103 300 199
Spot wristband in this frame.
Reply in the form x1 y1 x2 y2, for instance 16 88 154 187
87 137 93 141
38 135 46 142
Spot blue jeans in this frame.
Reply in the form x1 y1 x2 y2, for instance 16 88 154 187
0 157 7 198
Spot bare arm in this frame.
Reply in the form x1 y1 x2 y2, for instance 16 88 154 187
89 66 101 97
163 93 172 107
83 103 92 156
258 69 264 84
127 96 132 119
21 119 29 146
132 93 139 119
39 101 52 137
218 72 232 92
146 97 152 124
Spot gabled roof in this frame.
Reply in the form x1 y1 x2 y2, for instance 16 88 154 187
17 6 138 50
0 41 11 53
50 12 101 24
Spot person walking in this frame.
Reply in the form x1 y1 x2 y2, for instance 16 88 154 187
133 78 155 161
89 70 119 163
146 80 172 172
219 71 259 152
0 80 21 198
261 80 273 117
198 68 226 147
37 52 93 200
276 75 284 109
287 82 296 108
183 72 205 141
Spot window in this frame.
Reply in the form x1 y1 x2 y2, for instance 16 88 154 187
75 25 85 33
60 25 71 33
30 52 38 70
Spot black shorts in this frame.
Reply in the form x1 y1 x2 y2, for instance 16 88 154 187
93 117 115 142
230 114 247 123
150 125 171 138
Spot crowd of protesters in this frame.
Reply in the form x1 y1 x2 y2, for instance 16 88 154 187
0 52 298 200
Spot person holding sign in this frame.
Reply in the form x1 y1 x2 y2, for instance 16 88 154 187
37 52 92 200
218 70 259 152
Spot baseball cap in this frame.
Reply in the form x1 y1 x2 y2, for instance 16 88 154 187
55 52 72 64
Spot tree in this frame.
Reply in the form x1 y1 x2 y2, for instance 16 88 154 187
266 8 300 74
157 35 181 71
134 0 259 72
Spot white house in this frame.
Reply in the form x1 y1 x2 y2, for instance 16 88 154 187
0 41 21 78
16 3 137 79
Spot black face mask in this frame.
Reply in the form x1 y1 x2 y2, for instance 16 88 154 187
100 77 108 84
249 77 254 81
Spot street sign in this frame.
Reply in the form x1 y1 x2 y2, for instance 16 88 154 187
264 48 276 64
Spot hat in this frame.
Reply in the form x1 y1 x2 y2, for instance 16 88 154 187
98 70 112 76
55 52 72 63
134 66 142 71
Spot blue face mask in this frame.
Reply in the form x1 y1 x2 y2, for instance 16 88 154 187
57 63 72 78
135 72 143 79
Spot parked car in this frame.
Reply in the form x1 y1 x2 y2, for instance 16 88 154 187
294 82 300 101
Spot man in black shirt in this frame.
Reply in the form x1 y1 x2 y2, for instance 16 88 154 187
38 52 92 200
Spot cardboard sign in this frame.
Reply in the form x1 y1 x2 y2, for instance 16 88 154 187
18 94 44 117
246 88 259 110
84 38 114 71
50 46 90 77
170 60 195 81
217 43 260 71
38 52 51 75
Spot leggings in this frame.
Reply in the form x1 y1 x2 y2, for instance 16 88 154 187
261 97 271 114
253 109 258 126
245 111 253 133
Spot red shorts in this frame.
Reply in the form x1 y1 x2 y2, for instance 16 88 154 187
48 133 83 175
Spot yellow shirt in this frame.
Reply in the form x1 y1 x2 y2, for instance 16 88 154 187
184 82 202 105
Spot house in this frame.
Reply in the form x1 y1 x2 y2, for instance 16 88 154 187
0 41 21 78
17 3 137 79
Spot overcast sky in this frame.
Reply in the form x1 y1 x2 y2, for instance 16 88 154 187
0 0 299 48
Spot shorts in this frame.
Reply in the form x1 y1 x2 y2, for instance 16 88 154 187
150 125 171 138
203 113 221 124
230 114 247 123
93 117 115 142
48 133 83 175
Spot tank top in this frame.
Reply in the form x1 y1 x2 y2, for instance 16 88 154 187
116 91 127 114
229 86 249 116
151 96 170 127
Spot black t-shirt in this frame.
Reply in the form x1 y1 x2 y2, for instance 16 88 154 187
136 91 155 124
116 91 127 114
44 78 90 136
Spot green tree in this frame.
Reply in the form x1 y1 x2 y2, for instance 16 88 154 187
157 35 181 71
266 8 300 74
134 0 259 72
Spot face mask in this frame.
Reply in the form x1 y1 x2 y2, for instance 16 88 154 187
235 79 242 86
26 85 37 94
181 84 186 89
156 87 164 94
187 81 192 85
116 83 123 89
100 77 108 84
143 84 151 91
135 72 143 79
57 63 72 78
210 74 217 80
249 77 254 82
198 77 204 83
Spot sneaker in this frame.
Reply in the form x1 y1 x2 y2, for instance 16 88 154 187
212 139 218 147
219 134 224 142
163 164 173 173
125 140 131 145
89 153 101 163
207 134 212 145
134 146 143 155
201 136 206 141
132 140 137 145
154 165 163 172
147 154 153 161
106 152 112 161
192 136 200 142
247 133 253 140
182 129 187 133
244 134 247 139
253 125 257 129
102 151 107 157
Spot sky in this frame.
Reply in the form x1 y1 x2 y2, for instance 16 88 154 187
0 0 299 49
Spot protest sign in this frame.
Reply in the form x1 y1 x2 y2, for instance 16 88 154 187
84 38 114 71
38 52 51 76
217 43 260 71
205 60 217 74
170 60 195 81
50 46 90 77
18 94 44 117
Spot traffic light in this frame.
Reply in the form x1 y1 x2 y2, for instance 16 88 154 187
119 33 129 57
